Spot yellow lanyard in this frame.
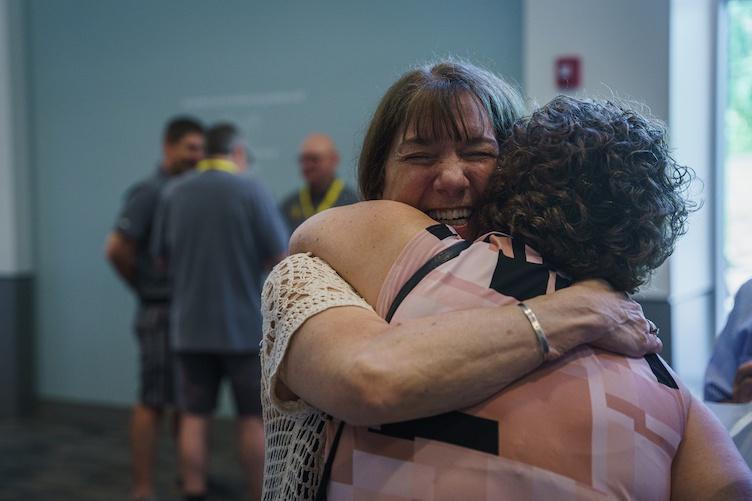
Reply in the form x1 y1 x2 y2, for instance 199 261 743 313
196 158 238 173
299 179 345 219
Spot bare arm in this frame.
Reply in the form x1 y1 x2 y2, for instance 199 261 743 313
671 396 752 500
280 280 645 426
105 231 137 288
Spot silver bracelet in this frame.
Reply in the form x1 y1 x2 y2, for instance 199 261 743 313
517 302 550 361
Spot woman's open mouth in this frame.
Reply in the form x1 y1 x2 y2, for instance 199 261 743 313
426 207 472 227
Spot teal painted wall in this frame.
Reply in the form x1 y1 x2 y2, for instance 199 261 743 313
26 0 523 407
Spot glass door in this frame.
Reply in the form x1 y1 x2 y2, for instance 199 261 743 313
720 0 752 312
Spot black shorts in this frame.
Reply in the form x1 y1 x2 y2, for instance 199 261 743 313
134 304 174 408
175 352 262 416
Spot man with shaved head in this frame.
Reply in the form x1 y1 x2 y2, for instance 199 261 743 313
280 133 359 231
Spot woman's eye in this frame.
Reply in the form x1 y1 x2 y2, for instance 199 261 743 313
403 154 434 163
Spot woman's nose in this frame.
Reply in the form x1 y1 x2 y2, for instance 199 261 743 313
434 157 470 198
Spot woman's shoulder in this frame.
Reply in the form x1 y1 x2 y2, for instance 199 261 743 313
288 200 436 276
288 201 439 305
290 200 433 254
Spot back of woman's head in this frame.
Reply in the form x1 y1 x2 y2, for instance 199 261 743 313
475 95 694 293
358 60 527 199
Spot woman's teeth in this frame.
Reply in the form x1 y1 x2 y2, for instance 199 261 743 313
427 208 471 225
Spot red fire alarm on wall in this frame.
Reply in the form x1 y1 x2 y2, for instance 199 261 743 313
555 56 581 90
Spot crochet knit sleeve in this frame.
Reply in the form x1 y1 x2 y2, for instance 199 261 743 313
261 252 374 415
260 252 374 500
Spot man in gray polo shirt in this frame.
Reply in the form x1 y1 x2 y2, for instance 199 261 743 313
152 123 287 501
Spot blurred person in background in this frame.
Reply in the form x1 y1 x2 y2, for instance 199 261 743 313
105 116 205 501
151 123 288 501
706 278 752 403
279 133 359 232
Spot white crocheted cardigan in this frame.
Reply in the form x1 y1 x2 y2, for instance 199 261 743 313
260 253 374 500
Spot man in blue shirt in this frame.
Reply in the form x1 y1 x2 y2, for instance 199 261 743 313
705 278 752 402
106 117 205 501
152 123 288 501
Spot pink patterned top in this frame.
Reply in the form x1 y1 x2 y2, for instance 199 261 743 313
325 225 691 501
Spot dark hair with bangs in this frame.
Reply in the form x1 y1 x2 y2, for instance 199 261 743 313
475 95 695 293
399 83 487 145
358 60 527 199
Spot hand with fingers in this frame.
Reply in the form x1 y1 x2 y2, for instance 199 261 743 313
574 279 663 357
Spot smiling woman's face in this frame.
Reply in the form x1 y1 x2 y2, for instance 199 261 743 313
381 94 499 239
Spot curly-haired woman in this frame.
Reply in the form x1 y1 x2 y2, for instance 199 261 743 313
263 94 751 499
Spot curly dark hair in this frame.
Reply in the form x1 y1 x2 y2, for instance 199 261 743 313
474 95 694 293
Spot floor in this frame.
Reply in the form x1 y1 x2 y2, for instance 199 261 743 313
0 402 248 501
